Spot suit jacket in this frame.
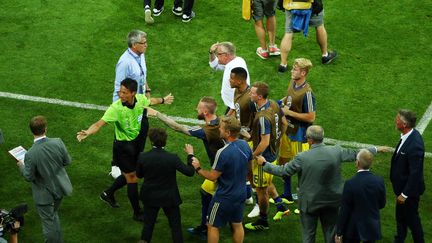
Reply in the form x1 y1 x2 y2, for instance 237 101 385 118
336 171 386 241
136 147 195 207
20 137 72 205
390 129 425 197
264 143 377 213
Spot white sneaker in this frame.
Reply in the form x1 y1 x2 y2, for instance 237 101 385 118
144 9 154 24
245 197 254 205
247 204 260 218
109 166 121 179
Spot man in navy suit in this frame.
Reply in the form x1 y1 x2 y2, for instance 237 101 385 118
335 149 386 243
391 109 425 243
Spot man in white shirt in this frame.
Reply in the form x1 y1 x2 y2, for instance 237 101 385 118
208 42 250 115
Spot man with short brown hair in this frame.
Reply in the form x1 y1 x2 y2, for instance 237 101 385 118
18 115 72 243
146 96 225 239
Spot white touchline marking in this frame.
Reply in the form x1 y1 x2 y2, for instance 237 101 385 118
1 91 431 157
0 91 203 124
416 101 432 134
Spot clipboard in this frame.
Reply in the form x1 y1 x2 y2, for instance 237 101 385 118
8 146 27 162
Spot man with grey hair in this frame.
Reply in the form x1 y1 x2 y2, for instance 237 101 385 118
208 42 250 115
110 30 152 178
113 30 150 102
391 109 425 243
256 125 386 243
335 149 386 243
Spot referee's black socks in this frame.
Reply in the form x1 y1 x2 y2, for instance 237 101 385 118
127 183 141 214
106 174 127 195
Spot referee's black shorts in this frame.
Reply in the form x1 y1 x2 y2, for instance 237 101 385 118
113 113 149 173
113 139 140 173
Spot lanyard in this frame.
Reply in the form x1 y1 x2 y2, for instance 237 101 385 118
127 50 145 76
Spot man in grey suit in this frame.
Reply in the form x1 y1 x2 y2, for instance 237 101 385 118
17 116 72 243
257 125 384 243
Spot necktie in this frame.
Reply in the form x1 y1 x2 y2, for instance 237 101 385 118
395 139 402 153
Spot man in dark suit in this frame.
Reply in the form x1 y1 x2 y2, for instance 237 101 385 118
146 97 225 238
391 109 425 243
335 149 386 243
257 125 385 243
18 116 72 243
136 128 195 243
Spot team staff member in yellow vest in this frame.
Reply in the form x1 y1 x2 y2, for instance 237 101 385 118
229 67 255 206
77 78 173 222
278 58 316 205
146 97 225 239
229 67 254 132
245 82 290 231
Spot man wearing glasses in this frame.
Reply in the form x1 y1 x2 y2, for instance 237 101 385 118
208 42 250 115
114 30 151 102
109 30 152 179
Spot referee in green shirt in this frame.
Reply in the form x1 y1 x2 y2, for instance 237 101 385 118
77 78 173 221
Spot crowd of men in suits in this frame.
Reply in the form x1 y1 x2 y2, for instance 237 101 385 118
14 28 426 243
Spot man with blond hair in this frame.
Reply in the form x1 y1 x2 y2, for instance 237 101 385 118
278 58 316 204
208 42 250 114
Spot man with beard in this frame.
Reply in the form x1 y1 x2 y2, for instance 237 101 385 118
146 96 225 239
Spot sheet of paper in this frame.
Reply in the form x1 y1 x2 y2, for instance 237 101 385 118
8 146 27 162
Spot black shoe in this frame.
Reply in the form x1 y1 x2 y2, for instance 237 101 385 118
152 7 164 16
172 6 183 16
322 50 337 64
133 212 145 222
244 218 269 230
182 11 195 22
187 225 207 239
281 194 294 202
100 191 119 208
278 64 288 73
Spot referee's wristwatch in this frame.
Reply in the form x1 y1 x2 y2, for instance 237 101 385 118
195 167 202 173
